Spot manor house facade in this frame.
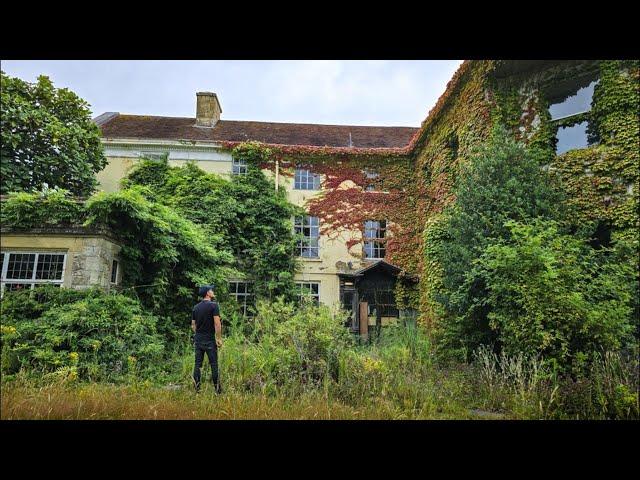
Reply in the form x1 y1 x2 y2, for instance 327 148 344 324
3 60 637 331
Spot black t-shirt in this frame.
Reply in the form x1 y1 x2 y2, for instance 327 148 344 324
192 300 220 339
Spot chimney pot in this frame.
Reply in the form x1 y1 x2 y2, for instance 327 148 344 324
196 92 222 128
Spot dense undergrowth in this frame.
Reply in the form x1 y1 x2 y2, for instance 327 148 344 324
2 289 637 420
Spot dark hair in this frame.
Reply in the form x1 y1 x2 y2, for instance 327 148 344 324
198 285 215 297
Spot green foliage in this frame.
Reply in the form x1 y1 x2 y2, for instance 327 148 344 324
123 149 300 302
221 298 353 392
1 286 164 382
0 71 106 196
84 186 234 334
432 128 567 359
0 188 85 228
475 220 636 368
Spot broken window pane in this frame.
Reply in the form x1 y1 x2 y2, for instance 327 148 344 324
556 121 592 155
549 79 598 120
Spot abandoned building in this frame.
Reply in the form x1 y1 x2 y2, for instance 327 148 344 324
2 60 637 333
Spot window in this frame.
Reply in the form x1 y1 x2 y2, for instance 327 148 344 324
296 281 320 305
547 76 599 155
232 157 248 175
549 80 598 120
1 252 66 295
363 220 386 259
139 152 168 161
373 290 399 318
110 260 119 284
294 215 320 258
294 168 321 190
363 169 379 192
229 281 255 317
556 121 592 155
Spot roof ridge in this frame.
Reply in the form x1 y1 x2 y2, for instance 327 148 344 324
99 113 418 130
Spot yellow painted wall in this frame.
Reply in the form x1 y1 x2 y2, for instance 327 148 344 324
97 146 371 308
96 156 234 193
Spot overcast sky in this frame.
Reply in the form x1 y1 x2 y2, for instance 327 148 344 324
1 60 462 127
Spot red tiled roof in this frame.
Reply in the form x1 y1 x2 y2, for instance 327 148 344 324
97 114 419 149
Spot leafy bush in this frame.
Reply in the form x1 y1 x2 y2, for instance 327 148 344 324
0 188 85 228
219 298 353 393
1 286 164 382
433 127 567 359
123 150 300 302
84 185 234 335
475 220 636 370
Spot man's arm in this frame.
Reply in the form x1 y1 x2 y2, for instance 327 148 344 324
191 320 197 333
214 315 222 348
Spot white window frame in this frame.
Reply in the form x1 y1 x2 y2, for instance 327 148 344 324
363 220 387 260
228 280 255 317
232 157 248 175
1 251 67 296
294 168 321 190
296 281 320 305
294 215 320 258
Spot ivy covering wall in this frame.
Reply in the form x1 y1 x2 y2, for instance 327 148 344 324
415 59 639 329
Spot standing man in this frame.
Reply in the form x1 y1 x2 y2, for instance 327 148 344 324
192 285 223 393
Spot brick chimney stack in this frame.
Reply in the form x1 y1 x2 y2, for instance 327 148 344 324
195 92 222 128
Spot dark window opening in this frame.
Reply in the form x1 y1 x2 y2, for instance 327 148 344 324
111 260 119 284
589 221 612 250
447 133 459 160
362 289 399 318
229 281 255 317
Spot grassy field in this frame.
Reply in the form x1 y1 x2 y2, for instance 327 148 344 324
1 382 494 420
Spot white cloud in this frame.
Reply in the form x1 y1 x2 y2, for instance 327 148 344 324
1 60 463 126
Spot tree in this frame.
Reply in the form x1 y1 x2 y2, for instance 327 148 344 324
123 146 300 303
433 127 567 359
0 71 107 196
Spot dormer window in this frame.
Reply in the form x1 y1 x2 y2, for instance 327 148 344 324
547 75 599 155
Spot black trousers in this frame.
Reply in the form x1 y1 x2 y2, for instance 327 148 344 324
193 338 221 393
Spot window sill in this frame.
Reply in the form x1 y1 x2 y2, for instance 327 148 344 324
298 257 322 262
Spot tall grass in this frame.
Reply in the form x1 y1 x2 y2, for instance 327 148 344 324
2 300 637 420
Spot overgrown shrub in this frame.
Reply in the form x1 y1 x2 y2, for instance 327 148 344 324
1 286 164 382
475 220 636 370
122 152 300 302
432 127 567 360
218 299 353 394
0 188 85 228
85 185 234 335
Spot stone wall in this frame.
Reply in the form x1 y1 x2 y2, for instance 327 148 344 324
1 228 122 291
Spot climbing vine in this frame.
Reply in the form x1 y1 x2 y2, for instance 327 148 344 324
414 60 639 329
227 142 422 275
